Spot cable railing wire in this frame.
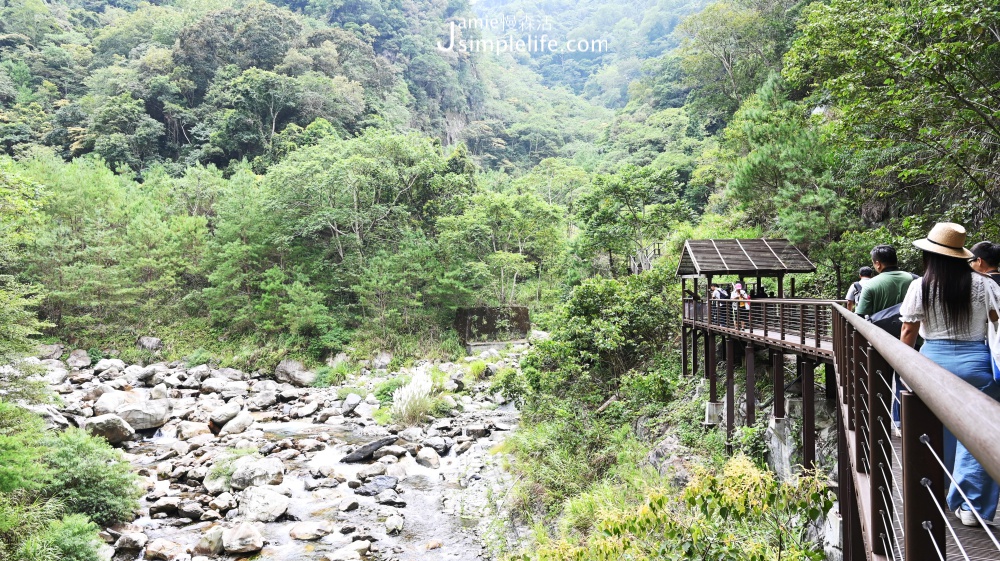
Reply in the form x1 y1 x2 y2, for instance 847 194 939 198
921 478 972 561
881 507 903 560
920 434 1000 550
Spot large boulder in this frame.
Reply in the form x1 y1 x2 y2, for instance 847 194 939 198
274 359 315 387
177 421 211 440
415 447 440 469
94 390 142 416
93 358 126 373
373 351 392 370
341 393 363 416
289 521 333 541
219 411 253 436
239 486 289 522
85 414 135 444
210 402 241 426
230 457 284 490
222 522 263 554
144 538 186 560
194 526 224 555
137 336 163 352
117 399 171 430
66 349 92 369
37 344 63 360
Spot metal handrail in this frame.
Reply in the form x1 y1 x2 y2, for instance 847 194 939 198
833 304 1000 482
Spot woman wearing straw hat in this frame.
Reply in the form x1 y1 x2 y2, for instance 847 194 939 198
899 222 1000 527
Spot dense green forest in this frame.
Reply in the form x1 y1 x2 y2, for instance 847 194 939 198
2 0 1000 557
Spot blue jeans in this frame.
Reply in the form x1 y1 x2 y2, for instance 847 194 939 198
920 339 1000 520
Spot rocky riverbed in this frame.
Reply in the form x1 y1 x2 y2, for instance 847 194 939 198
30 343 531 561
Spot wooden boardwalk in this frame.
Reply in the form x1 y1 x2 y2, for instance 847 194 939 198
685 319 834 362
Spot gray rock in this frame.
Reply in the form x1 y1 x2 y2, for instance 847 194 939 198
144 538 186 560
385 514 404 534
117 399 171 430
289 521 333 540
200 377 227 394
178 501 205 519
37 344 63 360
341 393 363 415
373 445 407 459
340 436 397 463
209 492 236 512
84 414 134 444
149 496 181 516
222 522 263 553
421 436 452 456
177 421 211 440
66 349 92 368
354 475 398 496
230 457 284 490
373 351 393 370
219 411 253 436
221 381 249 399
149 383 168 400
114 532 148 550
416 447 440 469
398 427 424 442
339 498 359 512
186 364 211 381
137 336 162 351
376 489 406 507
194 525 224 555
93 390 141 416
464 424 490 438
203 472 230 495
210 402 241 426
46 366 69 385
274 359 315 387
357 463 386 480
94 358 126 373
239 486 289 522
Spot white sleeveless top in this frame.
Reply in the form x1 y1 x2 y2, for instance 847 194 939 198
899 273 1000 341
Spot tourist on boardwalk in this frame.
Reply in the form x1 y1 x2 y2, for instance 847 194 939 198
710 283 729 326
899 222 1000 527
970 241 1000 285
731 282 750 330
844 266 874 312
855 244 916 429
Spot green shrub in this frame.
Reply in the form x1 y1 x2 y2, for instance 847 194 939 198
0 493 64 561
0 403 51 493
467 360 487 380
184 348 214 368
488 367 527 406
374 376 409 404
41 514 101 561
42 428 140 526
85 348 103 364
336 386 367 400
314 361 354 388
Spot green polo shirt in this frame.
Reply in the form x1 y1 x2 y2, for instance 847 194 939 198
855 269 916 316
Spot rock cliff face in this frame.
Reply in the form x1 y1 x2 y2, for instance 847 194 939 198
39 343 531 560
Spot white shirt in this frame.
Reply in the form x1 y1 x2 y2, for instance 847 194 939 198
845 277 873 303
899 274 1000 341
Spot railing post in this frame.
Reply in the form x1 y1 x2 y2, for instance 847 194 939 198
901 390 945 561
802 358 815 469
763 302 769 337
800 305 806 344
726 338 735 452
814 304 821 348
868 348 893 556
839 398 866 561
745 343 756 427
780 302 786 342
773 350 785 419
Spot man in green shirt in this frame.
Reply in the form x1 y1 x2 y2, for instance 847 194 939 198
854 243 916 432
855 244 916 317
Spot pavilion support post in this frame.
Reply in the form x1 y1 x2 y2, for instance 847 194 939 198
726 338 735 452
706 275 713 324
682 327 689 378
772 350 785 419
801 359 816 469
708 334 717 402
790 277 796 298
825 362 836 402
745 343 756 427
777 275 784 298
693 278 700 323
692 330 700 377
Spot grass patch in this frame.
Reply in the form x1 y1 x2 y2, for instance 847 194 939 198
374 376 409 404
314 361 355 388
208 448 260 486
336 386 367 400
467 360 488 380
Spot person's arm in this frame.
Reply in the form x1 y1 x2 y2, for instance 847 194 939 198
845 284 857 311
900 321 920 347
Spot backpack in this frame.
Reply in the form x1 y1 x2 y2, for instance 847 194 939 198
850 281 863 302
717 288 729 299
868 303 905 339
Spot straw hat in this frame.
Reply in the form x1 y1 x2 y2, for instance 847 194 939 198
912 222 974 259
